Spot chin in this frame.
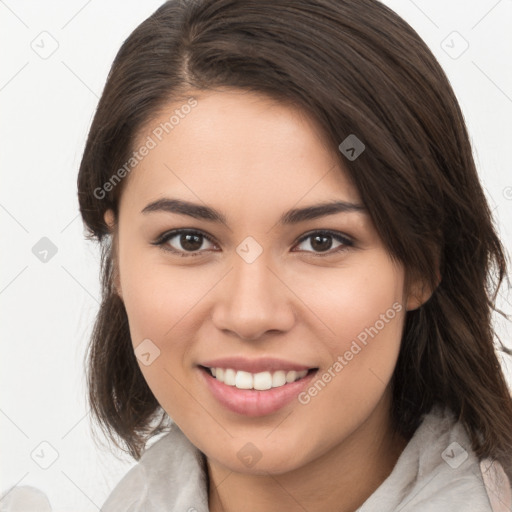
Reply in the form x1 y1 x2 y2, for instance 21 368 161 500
203 435 310 476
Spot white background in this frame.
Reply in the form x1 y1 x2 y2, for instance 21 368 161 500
1 1 511 510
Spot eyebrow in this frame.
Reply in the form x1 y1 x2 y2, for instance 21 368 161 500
141 198 366 225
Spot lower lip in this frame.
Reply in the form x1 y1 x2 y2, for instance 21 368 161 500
198 367 318 417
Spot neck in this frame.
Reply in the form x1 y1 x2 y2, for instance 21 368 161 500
207 395 408 512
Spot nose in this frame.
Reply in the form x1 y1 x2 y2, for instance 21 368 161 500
211 254 296 341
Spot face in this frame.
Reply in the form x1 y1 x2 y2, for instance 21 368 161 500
105 88 420 475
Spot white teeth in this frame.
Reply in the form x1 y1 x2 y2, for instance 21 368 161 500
235 371 253 389
253 371 272 390
224 369 236 386
208 367 309 390
272 370 287 388
286 370 297 383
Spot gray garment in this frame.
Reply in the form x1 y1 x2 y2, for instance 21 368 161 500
101 405 512 512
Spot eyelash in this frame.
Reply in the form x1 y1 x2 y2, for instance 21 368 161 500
151 229 354 258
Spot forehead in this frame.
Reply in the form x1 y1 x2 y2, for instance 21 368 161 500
121 88 362 217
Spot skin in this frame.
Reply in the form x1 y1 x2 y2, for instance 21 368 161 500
104 88 432 512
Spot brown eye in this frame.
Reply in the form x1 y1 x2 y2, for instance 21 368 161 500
153 229 217 256
310 234 333 252
179 233 204 251
293 230 353 255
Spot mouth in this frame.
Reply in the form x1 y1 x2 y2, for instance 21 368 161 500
197 357 319 416
199 365 317 391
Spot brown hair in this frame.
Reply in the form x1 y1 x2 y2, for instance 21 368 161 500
77 0 512 477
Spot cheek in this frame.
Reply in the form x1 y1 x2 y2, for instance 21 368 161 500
293 258 406 416
118 244 211 346
117 254 211 422
293 256 405 353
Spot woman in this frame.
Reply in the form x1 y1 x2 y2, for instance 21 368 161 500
77 0 512 510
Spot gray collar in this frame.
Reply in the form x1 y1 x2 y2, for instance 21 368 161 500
101 405 511 512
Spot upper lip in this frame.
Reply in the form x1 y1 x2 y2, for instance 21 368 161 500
199 357 316 374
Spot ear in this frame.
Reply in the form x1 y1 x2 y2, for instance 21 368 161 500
103 209 123 300
405 267 441 311
104 208 116 232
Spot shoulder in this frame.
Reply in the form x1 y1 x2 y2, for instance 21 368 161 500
100 423 209 512
358 405 512 512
